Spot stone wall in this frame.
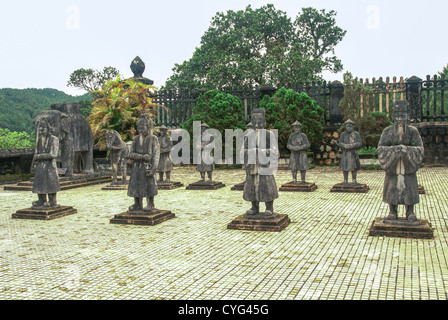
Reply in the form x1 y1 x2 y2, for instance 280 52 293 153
413 121 448 165
314 125 340 166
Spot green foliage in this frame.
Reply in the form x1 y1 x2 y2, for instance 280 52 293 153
164 4 346 89
0 88 89 134
78 99 93 118
67 66 120 93
358 146 378 156
181 89 246 137
359 111 392 148
88 76 159 148
0 128 33 150
259 87 324 151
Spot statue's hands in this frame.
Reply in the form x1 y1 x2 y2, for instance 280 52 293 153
143 154 151 162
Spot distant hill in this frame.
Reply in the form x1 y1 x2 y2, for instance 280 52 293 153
0 88 90 133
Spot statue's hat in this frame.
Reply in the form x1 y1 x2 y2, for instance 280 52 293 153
159 125 168 130
393 100 410 113
246 122 254 128
344 119 355 125
292 120 302 127
201 122 209 128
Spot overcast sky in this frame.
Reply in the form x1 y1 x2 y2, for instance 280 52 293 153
0 0 446 96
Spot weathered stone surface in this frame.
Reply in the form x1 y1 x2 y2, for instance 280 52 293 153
330 182 369 193
369 217 433 239
110 209 175 226
279 181 317 192
157 181 184 190
231 181 245 190
12 206 77 220
186 180 225 190
227 213 290 232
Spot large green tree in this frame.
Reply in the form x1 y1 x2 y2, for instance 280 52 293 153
164 4 346 89
67 66 120 93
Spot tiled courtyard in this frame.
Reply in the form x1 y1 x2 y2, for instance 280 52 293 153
1 166 447 300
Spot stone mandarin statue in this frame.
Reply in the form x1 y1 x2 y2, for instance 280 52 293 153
337 119 362 184
31 117 61 208
377 100 424 222
157 125 174 182
105 129 129 185
242 108 279 217
127 114 160 212
287 121 310 183
196 123 215 181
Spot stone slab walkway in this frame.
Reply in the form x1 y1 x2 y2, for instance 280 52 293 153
0 166 447 300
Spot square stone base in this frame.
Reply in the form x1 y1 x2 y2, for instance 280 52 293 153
12 206 77 220
186 180 226 190
279 181 317 192
369 217 434 239
157 181 184 190
227 213 290 232
102 182 128 190
110 209 175 226
231 182 245 191
330 182 369 193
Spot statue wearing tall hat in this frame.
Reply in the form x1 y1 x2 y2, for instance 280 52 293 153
377 100 424 222
287 121 310 183
337 119 362 184
157 125 174 182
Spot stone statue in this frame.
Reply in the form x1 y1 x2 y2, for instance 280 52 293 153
196 123 215 181
105 130 130 185
31 117 61 209
157 125 174 182
127 114 160 212
287 121 310 183
242 108 279 217
337 119 362 184
377 100 424 222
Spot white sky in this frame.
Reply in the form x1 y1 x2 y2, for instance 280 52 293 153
0 0 446 96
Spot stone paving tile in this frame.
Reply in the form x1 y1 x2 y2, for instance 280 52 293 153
0 166 448 300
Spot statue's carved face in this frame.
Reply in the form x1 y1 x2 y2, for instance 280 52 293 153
137 121 149 136
37 121 49 137
394 110 409 125
292 125 301 133
345 123 354 133
251 112 265 129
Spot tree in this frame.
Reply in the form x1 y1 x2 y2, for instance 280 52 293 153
164 4 346 89
67 66 120 92
0 128 33 150
87 76 160 148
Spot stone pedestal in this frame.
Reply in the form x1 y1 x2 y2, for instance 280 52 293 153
330 182 369 193
227 213 290 232
4 174 112 191
186 180 225 190
157 181 184 190
231 182 245 191
369 217 433 239
12 206 77 220
102 180 128 190
279 181 317 192
110 209 175 226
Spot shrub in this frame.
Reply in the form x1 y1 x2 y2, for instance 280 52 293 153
259 87 324 151
0 128 33 150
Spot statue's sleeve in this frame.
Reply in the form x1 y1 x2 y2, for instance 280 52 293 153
50 137 59 159
402 128 424 175
346 132 362 150
152 136 160 171
377 129 400 175
128 138 139 161
298 134 310 151
286 135 294 150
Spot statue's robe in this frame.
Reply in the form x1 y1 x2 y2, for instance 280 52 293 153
157 134 173 173
377 125 424 205
127 134 160 198
287 132 310 172
338 131 362 172
242 129 279 202
32 135 61 194
196 133 215 173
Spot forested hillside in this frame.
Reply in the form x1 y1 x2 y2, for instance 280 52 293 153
0 88 90 133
